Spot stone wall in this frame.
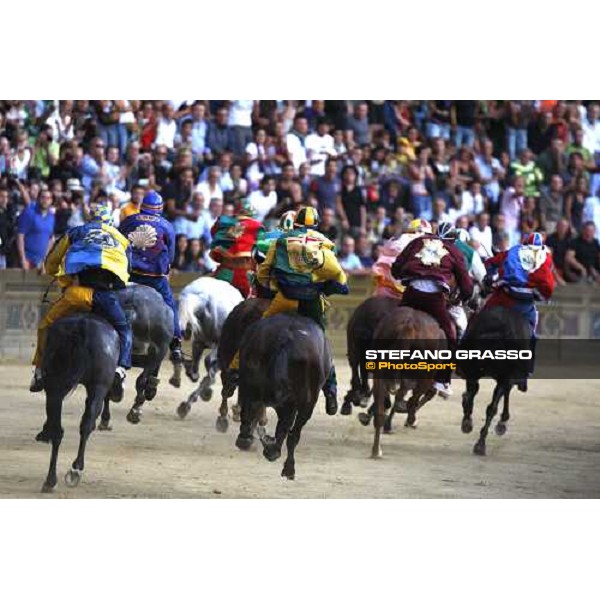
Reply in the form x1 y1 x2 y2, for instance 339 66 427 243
1 271 599 362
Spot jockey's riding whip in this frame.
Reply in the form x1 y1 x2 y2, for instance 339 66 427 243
41 277 57 304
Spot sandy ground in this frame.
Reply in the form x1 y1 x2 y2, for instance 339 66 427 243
1 363 599 498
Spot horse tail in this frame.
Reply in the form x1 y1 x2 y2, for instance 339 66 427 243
268 332 293 406
44 321 88 397
178 292 203 337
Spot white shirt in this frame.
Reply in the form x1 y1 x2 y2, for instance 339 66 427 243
155 117 177 149
245 142 270 185
286 131 307 171
247 190 277 222
195 181 224 202
582 118 600 154
305 133 336 176
583 195 600 240
459 190 485 216
469 225 493 257
228 100 254 127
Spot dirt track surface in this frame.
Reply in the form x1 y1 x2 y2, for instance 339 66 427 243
1 364 599 498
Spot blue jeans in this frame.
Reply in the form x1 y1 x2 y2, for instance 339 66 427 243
98 123 120 149
410 194 433 220
130 273 182 339
92 290 132 368
507 128 528 160
426 122 451 140
453 126 475 148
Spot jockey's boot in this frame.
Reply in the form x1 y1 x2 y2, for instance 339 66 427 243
322 366 338 415
111 367 126 403
170 337 183 364
29 367 45 393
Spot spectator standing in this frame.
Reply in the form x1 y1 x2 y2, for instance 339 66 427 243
338 235 363 272
451 101 478 148
196 166 224 204
408 147 435 220
164 167 195 226
505 101 534 160
206 106 233 157
539 174 565 234
309 157 340 214
247 176 277 223
582 104 600 159
155 103 177 150
565 175 589 231
499 176 525 245
80 137 106 193
346 102 371 146
546 218 572 285
583 182 600 240
511 148 543 197
189 101 210 162
286 114 309 171
426 101 452 140
305 117 336 177
475 139 504 208
228 100 255 157
337 164 366 236
17 188 55 270
0 186 18 268
469 212 493 257
120 184 145 222
244 128 274 190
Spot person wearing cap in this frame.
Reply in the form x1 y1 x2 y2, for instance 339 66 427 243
30 205 132 395
208 197 265 298
372 218 432 299
119 190 183 363
483 232 555 339
253 206 348 414
392 220 474 397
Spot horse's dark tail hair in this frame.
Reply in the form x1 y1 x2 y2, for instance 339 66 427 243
44 322 87 397
268 331 293 406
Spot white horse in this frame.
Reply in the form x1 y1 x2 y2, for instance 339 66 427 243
170 277 243 417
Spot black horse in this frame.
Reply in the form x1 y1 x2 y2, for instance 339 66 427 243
235 313 332 480
341 296 402 415
36 314 119 492
99 284 174 428
457 305 531 456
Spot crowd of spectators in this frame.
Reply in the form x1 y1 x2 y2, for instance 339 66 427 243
1 100 600 284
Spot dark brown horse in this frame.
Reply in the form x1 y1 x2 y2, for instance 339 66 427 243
235 312 331 479
457 305 531 456
341 296 402 415
370 307 445 458
215 297 270 432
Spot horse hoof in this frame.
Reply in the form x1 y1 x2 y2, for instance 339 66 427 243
235 434 254 451
404 416 417 428
41 481 55 493
200 387 213 402
263 445 281 462
370 449 383 459
340 401 352 416
359 396 369 408
461 418 473 434
188 391 199 404
215 416 229 433
473 441 486 456
98 420 112 432
281 467 295 480
168 375 181 389
231 405 241 422
35 430 51 443
357 413 371 427
144 387 158 401
495 421 507 436
177 402 191 419
383 421 393 434
64 469 81 488
127 409 141 424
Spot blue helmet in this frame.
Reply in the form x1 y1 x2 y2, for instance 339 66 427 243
522 232 543 247
141 190 164 214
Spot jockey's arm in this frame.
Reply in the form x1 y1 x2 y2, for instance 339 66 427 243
44 233 70 278
165 221 176 267
257 240 276 288
529 257 556 301
470 252 487 286
314 249 349 295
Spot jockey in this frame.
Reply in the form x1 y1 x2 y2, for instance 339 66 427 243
119 190 183 363
231 206 348 415
209 198 265 299
30 205 132 399
437 222 486 339
391 225 474 397
372 218 432 299
251 210 296 298
483 232 555 385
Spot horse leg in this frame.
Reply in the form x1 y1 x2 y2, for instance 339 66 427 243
127 372 147 425
385 390 408 433
198 349 217 402
235 388 255 451
282 404 314 480
461 379 479 434
341 360 361 415
473 381 506 456
98 396 112 431
405 390 420 428
495 386 512 436
38 391 64 493
66 386 106 487
183 339 202 383
358 360 371 407
262 405 296 463
371 380 386 458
